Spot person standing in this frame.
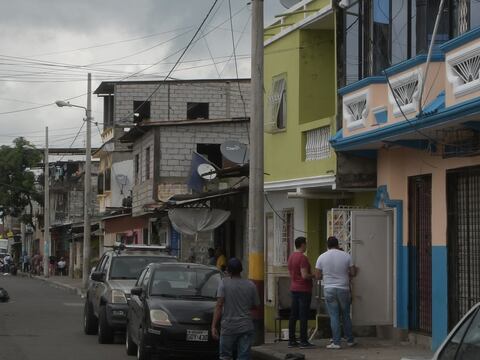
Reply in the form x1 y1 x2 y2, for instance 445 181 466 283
57 257 67 276
315 236 357 349
22 252 31 273
215 247 227 272
287 237 315 349
211 258 260 360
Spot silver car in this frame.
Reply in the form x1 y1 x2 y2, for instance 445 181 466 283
402 303 480 360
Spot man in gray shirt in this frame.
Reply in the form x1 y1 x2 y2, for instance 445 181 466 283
212 257 260 360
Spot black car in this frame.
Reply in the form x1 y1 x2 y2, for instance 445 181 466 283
126 263 221 360
83 244 177 344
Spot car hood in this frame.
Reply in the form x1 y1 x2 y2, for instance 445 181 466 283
149 297 215 325
108 280 137 294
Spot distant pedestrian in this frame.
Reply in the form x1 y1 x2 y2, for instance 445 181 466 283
49 255 56 276
287 237 315 349
57 257 66 276
22 253 31 273
315 236 357 349
215 247 227 272
32 253 41 275
212 258 260 360
207 247 216 266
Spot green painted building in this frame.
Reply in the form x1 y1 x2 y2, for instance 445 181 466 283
263 0 375 332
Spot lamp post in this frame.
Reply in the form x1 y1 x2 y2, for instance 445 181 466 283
55 73 92 288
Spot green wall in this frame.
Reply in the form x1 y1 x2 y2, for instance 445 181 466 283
264 27 337 183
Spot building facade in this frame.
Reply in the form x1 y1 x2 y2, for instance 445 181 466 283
332 0 480 350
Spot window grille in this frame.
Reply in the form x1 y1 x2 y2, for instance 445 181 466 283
452 55 480 85
273 209 293 266
346 98 367 121
392 78 419 106
305 126 331 161
458 0 469 35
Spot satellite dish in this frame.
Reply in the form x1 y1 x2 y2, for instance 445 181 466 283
198 163 217 180
280 0 302 8
220 141 249 165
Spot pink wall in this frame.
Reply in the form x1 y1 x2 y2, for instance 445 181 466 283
378 147 480 246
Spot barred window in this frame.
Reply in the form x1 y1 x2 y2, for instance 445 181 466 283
305 126 331 161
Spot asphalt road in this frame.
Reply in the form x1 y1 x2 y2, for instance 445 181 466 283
0 275 128 360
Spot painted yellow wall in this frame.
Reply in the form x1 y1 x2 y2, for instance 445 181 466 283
264 27 337 183
378 147 480 246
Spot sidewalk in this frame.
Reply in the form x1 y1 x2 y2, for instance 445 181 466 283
252 336 433 360
19 272 85 297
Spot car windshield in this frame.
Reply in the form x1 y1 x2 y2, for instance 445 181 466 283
110 256 175 280
150 267 221 299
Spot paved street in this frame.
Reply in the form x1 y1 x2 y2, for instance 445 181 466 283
0 275 127 360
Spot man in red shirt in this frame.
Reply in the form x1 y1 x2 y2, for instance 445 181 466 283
287 236 315 348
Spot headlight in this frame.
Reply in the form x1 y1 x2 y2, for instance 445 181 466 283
111 289 127 304
150 310 172 327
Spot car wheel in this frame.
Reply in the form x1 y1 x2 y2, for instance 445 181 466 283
137 329 151 360
83 300 98 335
126 326 137 356
98 305 114 344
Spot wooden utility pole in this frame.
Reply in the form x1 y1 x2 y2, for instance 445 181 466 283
43 127 50 277
249 0 265 345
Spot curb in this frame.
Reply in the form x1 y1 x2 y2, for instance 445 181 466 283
18 272 86 298
252 347 285 360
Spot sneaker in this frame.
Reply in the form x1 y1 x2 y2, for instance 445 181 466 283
288 341 299 348
326 343 341 349
347 341 357 347
299 342 316 349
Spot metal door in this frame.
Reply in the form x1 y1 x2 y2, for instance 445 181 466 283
447 166 480 329
408 175 432 334
350 209 394 326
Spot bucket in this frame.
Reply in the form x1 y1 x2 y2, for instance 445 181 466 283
281 328 289 340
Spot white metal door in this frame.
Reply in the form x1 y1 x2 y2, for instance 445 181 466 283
351 209 393 326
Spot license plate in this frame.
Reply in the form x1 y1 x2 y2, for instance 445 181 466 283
186 329 209 342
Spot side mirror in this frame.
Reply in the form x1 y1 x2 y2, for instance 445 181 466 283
131 287 143 297
91 271 106 282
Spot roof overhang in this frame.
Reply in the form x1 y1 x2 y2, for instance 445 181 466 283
264 174 336 192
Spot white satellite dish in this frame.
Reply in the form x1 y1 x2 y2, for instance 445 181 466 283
280 0 302 9
198 163 217 180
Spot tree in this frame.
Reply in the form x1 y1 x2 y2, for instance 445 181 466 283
0 137 42 228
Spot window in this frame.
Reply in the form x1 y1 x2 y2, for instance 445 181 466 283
343 91 369 130
274 209 294 266
145 147 150 180
389 70 421 117
135 154 140 184
103 96 114 129
268 75 287 131
104 168 111 192
187 102 209 120
97 172 104 195
305 126 331 161
133 100 151 123
447 44 480 97
196 144 222 168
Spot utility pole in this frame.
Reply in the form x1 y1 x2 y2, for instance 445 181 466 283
43 127 50 277
248 0 264 345
82 73 92 289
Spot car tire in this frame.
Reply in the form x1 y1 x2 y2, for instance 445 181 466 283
98 305 114 344
137 329 151 360
83 300 98 335
126 326 137 356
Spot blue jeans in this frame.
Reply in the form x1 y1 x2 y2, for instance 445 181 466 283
220 330 254 360
324 287 354 345
289 291 312 343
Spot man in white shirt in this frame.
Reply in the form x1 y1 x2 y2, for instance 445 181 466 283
315 236 357 349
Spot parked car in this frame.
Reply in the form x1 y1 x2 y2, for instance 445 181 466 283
83 244 177 344
126 263 221 360
402 302 480 360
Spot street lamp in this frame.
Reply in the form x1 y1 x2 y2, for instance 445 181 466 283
55 73 92 289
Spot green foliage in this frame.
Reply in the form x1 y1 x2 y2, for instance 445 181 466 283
0 137 42 227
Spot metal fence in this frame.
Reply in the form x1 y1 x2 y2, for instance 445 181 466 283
447 166 480 329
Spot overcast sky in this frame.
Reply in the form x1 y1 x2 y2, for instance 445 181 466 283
0 0 286 150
